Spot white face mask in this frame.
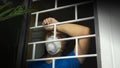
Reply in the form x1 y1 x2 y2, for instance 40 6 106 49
45 35 61 55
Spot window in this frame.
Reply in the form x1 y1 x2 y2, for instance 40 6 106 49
26 0 99 68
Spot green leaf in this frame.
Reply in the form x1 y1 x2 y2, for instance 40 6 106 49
0 2 34 22
0 8 14 17
0 2 12 11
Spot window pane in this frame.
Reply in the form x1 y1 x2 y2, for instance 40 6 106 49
28 27 47 42
34 40 75 59
58 0 91 7
55 57 97 68
81 57 97 68
31 0 55 11
78 3 94 18
35 44 45 58
26 60 52 68
38 7 75 26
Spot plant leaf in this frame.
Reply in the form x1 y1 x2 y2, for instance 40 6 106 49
0 8 14 17
0 2 33 22
0 2 12 11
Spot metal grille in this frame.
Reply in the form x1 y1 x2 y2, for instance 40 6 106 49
27 0 98 68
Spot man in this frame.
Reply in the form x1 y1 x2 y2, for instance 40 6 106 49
29 17 90 68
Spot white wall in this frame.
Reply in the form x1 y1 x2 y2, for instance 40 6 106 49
96 0 120 68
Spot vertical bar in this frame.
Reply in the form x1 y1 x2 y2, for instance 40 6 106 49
75 38 78 56
35 13 39 27
55 0 57 8
32 43 36 59
52 59 55 68
53 24 57 39
75 5 78 20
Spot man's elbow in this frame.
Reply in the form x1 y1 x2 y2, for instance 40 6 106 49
84 27 90 35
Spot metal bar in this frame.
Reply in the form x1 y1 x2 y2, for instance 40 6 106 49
32 43 36 59
52 59 55 68
75 5 78 20
27 54 97 61
53 24 57 39
30 16 94 29
28 34 96 45
55 0 57 8
75 38 79 56
35 13 38 27
32 0 38 2
31 1 92 15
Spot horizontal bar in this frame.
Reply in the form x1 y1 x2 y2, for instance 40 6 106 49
28 34 96 45
30 16 94 29
31 1 92 15
26 54 97 61
32 0 38 2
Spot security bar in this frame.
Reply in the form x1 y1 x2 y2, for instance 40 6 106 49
35 13 39 27
75 38 79 56
53 59 55 68
28 0 96 68
31 1 92 15
32 43 36 59
55 0 57 8
75 4 78 20
30 16 94 29
28 34 96 45
53 24 57 40
27 54 97 61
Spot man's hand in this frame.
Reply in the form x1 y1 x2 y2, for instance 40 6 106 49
42 17 58 30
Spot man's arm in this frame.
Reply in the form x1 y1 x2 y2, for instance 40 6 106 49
42 17 90 63
57 24 90 63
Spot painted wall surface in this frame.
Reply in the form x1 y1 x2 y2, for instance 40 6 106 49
96 0 120 68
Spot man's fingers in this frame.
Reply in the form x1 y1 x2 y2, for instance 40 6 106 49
45 18 50 25
42 17 58 25
42 20 46 25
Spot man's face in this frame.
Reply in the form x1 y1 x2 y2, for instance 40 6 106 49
45 31 66 55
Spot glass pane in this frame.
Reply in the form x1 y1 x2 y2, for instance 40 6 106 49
77 37 96 55
26 60 52 68
28 27 47 42
34 40 75 59
78 3 94 18
32 37 96 59
55 57 97 68
58 0 91 7
38 7 75 26
35 44 45 58
29 19 95 42
26 57 97 68
75 19 95 34
81 57 97 68
31 0 55 11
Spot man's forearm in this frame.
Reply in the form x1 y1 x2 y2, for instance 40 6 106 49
56 23 90 37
